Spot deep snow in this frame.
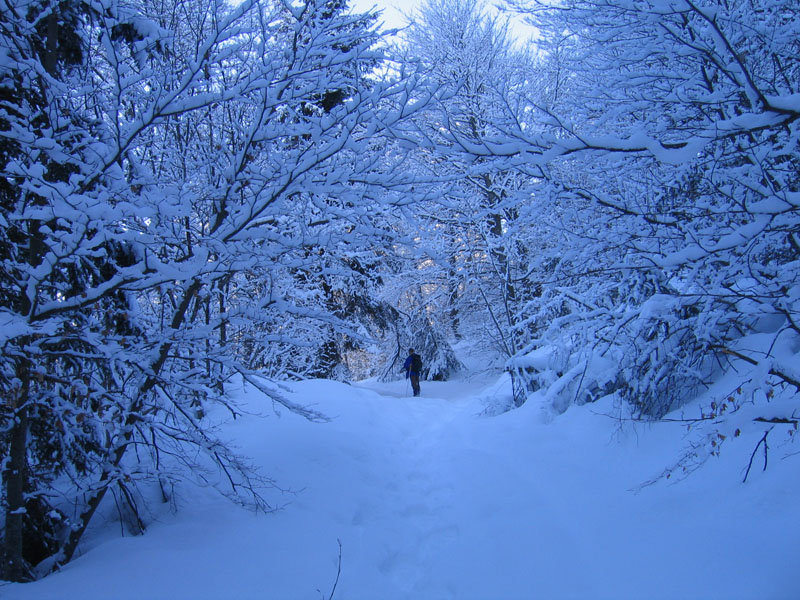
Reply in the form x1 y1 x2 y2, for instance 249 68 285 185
2 371 797 600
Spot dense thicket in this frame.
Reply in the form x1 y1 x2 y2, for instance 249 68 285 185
0 0 427 580
391 0 799 456
396 0 800 418
384 0 543 395
500 0 800 420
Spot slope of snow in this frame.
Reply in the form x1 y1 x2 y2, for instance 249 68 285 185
2 373 796 599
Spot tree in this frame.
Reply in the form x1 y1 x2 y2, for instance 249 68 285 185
1 0 430 580
392 0 540 385
492 0 800 421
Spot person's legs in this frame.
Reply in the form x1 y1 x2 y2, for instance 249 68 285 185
410 374 420 396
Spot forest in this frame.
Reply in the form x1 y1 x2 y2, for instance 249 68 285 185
1 0 799 584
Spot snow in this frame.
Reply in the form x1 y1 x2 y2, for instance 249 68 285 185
2 373 797 600
765 93 800 112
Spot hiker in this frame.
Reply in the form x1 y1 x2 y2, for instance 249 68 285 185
403 348 422 396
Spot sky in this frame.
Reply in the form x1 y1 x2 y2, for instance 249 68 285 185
348 0 539 42
349 0 420 32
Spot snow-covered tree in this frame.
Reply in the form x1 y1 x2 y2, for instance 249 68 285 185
493 0 800 422
390 0 541 385
0 0 430 580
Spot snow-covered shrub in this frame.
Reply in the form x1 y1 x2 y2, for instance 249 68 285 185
489 0 800 425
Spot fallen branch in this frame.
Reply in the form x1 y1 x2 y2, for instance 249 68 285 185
238 369 328 422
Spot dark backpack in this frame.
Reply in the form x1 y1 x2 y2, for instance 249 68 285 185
410 353 422 373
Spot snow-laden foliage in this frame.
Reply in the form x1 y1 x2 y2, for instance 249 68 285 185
458 0 800 425
388 0 541 388
0 0 432 580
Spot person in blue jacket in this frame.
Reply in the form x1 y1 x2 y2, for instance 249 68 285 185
403 348 422 396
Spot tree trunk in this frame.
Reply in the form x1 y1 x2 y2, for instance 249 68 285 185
2 360 31 582
56 279 203 571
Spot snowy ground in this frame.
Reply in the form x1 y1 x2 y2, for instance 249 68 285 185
2 371 797 599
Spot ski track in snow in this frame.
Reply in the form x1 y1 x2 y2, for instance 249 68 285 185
360 389 464 596
352 384 589 599
2 376 797 600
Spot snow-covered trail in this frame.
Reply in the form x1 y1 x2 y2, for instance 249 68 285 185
244 377 792 599
2 376 796 600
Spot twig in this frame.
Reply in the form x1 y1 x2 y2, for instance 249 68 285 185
754 417 799 425
328 539 343 600
714 346 800 391
743 428 772 483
